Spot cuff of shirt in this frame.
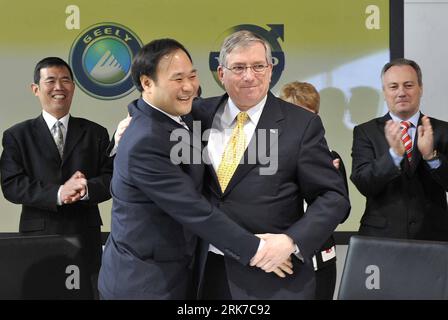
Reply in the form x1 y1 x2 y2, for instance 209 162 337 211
109 144 118 157
389 148 403 168
81 185 89 201
426 158 441 169
57 186 63 206
293 244 304 262
258 238 265 251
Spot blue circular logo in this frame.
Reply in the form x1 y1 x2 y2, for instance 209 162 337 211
69 23 143 100
209 24 285 89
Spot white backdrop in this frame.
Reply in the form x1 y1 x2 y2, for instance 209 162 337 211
404 0 448 121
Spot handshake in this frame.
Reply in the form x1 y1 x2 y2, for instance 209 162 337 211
250 233 297 278
60 171 88 204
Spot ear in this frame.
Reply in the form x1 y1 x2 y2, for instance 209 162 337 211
217 66 224 84
267 64 273 83
140 75 154 93
31 83 39 96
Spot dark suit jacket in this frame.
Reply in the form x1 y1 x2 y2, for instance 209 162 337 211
314 150 349 270
351 113 448 240
0 114 113 272
98 98 259 300
192 92 350 300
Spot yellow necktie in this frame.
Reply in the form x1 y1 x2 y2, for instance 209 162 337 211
217 112 249 192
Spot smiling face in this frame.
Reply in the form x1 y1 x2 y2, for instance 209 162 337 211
218 42 272 111
31 66 75 119
382 65 423 120
142 49 199 116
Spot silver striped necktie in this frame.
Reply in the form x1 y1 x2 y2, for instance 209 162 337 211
52 121 64 158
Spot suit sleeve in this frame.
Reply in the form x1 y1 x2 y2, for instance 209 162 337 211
425 123 448 190
0 129 59 211
85 127 113 204
331 150 350 222
126 136 259 265
350 125 401 197
284 116 350 259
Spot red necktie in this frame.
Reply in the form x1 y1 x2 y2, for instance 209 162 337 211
400 121 413 162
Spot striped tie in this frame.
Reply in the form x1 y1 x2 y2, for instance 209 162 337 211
400 121 412 162
52 121 64 158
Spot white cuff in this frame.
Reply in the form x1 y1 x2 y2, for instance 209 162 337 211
293 244 304 262
57 186 63 206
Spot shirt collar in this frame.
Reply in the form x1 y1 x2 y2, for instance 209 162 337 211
222 95 267 127
142 96 185 127
389 110 421 128
42 110 70 131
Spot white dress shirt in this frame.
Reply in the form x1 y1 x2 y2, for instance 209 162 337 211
42 110 69 146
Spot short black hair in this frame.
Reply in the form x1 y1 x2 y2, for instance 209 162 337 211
131 38 193 92
33 57 74 84
381 58 423 86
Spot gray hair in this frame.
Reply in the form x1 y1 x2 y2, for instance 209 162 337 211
381 58 423 86
218 30 273 67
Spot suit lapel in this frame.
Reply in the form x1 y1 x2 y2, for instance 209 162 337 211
32 115 61 164
222 92 284 196
376 113 391 135
62 117 86 165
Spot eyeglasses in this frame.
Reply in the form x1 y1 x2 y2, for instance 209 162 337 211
223 64 270 75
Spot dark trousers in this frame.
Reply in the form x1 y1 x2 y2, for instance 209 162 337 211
201 252 232 300
315 261 337 300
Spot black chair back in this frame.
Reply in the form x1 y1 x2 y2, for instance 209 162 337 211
0 234 93 299
338 235 448 300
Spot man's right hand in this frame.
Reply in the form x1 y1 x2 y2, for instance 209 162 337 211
385 120 405 156
114 113 132 146
60 171 87 204
250 233 299 279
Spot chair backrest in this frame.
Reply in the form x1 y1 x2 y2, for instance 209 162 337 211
338 235 448 300
0 234 93 299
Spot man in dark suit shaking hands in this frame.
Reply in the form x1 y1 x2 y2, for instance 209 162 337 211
193 30 350 299
98 39 294 300
0 57 113 296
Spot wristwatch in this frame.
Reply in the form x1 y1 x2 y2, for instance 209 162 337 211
423 150 439 161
